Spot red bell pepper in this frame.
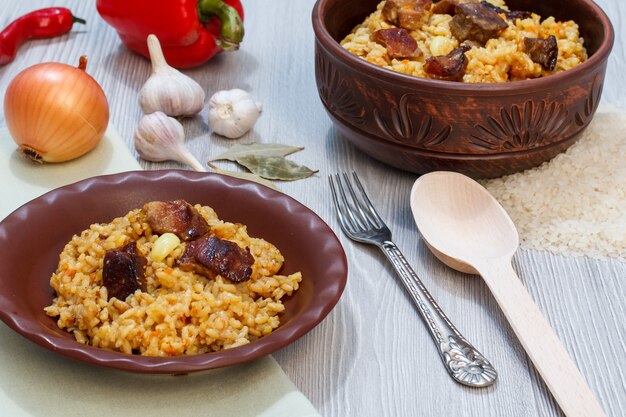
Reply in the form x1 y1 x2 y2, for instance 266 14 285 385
96 0 244 69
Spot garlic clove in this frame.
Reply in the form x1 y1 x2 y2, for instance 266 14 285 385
149 232 181 262
207 89 262 139
139 35 205 117
134 111 206 172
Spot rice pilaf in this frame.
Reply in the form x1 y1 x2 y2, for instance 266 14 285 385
44 204 302 356
340 0 587 82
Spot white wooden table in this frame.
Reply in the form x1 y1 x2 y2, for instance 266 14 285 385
0 1 624 416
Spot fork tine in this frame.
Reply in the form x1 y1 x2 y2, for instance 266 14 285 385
334 173 368 231
341 172 377 229
329 174 357 234
350 171 386 228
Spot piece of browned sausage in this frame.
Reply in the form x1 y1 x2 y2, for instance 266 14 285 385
177 236 254 283
372 28 423 59
382 0 432 30
524 35 558 71
424 45 471 81
449 3 508 44
432 0 469 16
103 241 147 301
480 1 532 21
142 200 210 241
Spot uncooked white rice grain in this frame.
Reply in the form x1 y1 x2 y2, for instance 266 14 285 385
481 109 626 261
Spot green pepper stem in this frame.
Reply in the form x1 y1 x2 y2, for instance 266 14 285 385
72 15 87 25
197 0 244 51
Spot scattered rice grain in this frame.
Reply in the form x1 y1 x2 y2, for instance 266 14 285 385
482 109 626 260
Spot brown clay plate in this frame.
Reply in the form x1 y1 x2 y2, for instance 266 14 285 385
0 170 347 373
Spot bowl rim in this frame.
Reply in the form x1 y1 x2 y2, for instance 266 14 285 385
0 169 348 374
312 0 615 93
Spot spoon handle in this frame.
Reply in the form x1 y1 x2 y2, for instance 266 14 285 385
478 260 606 417
380 241 497 387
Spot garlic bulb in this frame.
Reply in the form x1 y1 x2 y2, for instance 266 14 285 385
139 35 205 117
207 89 262 139
134 111 205 172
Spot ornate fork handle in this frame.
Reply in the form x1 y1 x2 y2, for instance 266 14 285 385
380 241 497 387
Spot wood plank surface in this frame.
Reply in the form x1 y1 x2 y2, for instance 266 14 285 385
0 1 624 416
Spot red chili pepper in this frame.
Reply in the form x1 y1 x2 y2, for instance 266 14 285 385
96 0 244 69
0 8 85 66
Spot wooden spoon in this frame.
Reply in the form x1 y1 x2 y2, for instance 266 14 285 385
410 171 606 417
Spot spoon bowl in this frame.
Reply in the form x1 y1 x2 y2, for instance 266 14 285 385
410 171 519 274
410 171 606 417
422 241 478 275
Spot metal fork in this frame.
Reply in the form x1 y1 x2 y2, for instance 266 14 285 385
329 172 497 388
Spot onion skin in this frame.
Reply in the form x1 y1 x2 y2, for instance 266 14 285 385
3 56 109 163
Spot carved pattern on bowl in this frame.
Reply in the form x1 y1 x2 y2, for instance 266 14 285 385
470 100 570 152
373 94 451 148
315 53 365 125
575 75 602 127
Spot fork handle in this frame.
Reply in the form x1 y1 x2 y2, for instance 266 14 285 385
380 241 497 387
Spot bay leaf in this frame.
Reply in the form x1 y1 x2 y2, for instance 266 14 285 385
235 155 318 181
207 162 280 191
210 143 303 162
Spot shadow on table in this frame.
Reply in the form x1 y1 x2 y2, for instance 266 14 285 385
99 45 261 93
4 131 113 190
0 324 295 417
0 31 87 80
274 284 359 408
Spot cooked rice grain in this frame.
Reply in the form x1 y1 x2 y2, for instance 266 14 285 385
340 1 587 82
44 205 302 356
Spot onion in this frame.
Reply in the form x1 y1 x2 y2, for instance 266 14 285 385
3 56 109 163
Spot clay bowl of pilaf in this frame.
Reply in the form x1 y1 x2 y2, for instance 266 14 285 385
0 170 347 374
312 0 614 178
